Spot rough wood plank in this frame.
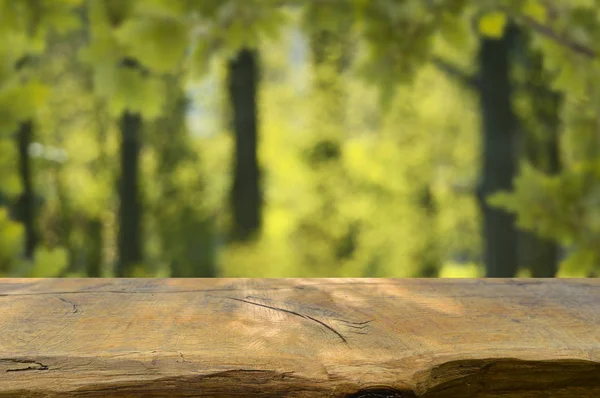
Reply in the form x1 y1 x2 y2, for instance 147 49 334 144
0 278 599 397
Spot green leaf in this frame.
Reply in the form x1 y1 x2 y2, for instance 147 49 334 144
0 207 24 273
114 15 189 73
187 38 215 80
478 11 507 39
134 0 187 19
522 0 548 24
0 80 49 133
26 247 69 277
558 249 595 277
105 67 166 119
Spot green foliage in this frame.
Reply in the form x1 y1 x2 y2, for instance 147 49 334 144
479 11 508 38
0 80 49 134
115 15 188 73
81 0 289 119
0 207 24 275
354 0 470 106
25 14 125 277
439 262 484 277
2 0 600 278
81 0 168 119
212 14 482 277
186 0 289 81
490 161 600 275
105 67 166 119
143 75 217 277
0 141 21 197
0 0 82 131
24 246 69 277
0 0 82 276
482 0 600 275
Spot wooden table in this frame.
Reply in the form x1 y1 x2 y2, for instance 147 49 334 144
0 278 599 397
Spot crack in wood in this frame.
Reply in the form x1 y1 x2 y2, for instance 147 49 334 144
335 319 371 330
226 297 349 345
2 359 49 372
58 297 79 314
178 352 190 363
346 388 411 397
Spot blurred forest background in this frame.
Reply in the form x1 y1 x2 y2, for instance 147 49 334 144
1 0 599 278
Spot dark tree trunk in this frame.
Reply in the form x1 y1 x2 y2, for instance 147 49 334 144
55 169 77 277
116 110 143 277
170 214 217 278
418 185 439 277
519 231 559 277
86 218 103 277
16 120 37 260
227 49 262 242
478 26 519 277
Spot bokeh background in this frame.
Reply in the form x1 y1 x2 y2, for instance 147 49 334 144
1 0 599 278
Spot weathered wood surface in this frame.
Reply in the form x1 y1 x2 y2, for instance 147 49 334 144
0 278 599 397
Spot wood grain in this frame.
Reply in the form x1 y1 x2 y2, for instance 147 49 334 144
0 278 598 397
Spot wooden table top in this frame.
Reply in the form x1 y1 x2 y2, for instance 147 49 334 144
0 278 599 397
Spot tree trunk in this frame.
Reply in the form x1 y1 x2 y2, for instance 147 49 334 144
418 185 440 277
116 109 143 277
520 232 559 277
55 168 77 277
478 26 519 277
86 218 103 277
227 49 261 242
16 120 37 261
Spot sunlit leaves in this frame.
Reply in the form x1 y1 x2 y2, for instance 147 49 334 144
490 160 600 274
0 0 80 137
0 142 20 197
0 0 83 274
470 0 600 274
40 0 83 35
95 66 166 119
187 38 217 80
24 246 69 277
134 0 188 20
558 248 596 277
551 55 588 97
81 0 289 115
103 0 136 27
0 0 82 44
83 0 170 118
0 80 48 134
0 207 24 274
478 11 508 38
355 0 470 107
437 10 472 50
114 15 189 73
522 0 548 24
3 0 600 278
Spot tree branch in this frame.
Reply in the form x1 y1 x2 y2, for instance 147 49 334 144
430 56 480 90
523 17 595 58
504 8 597 59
